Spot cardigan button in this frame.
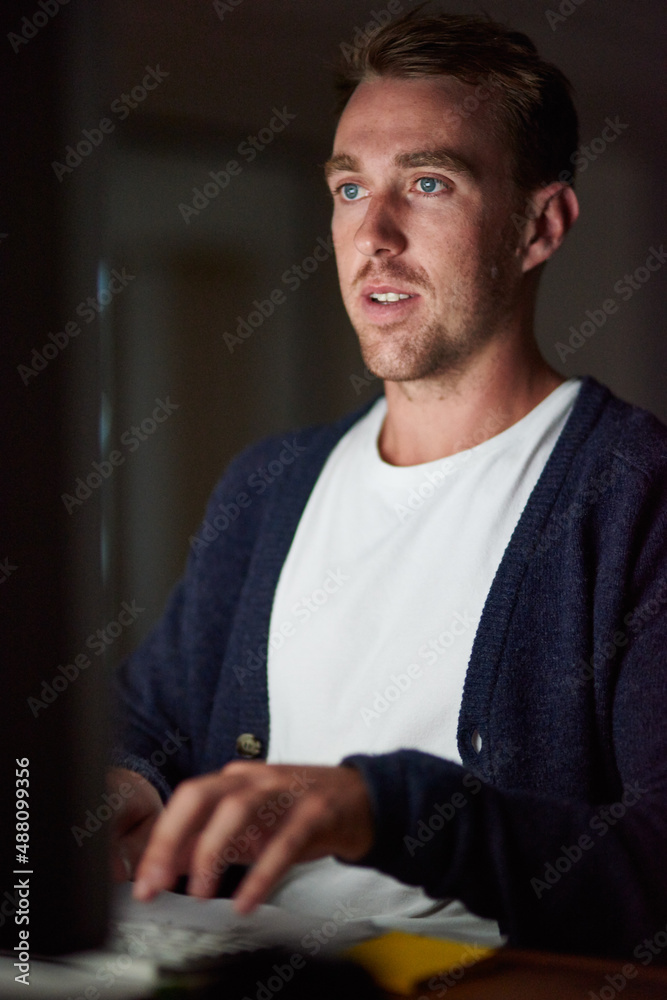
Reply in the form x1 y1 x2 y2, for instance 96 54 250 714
236 733 262 758
471 729 482 753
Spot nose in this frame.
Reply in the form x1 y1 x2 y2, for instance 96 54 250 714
353 194 406 257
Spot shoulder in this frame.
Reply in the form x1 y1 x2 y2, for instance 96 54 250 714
555 379 667 578
191 394 383 549
214 394 383 489
567 377 667 482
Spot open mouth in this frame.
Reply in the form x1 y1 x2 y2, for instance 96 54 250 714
368 292 413 303
361 286 420 320
362 283 418 303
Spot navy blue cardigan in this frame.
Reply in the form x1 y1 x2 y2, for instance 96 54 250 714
115 377 667 960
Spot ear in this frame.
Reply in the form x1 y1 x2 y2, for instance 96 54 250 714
516 182 580 274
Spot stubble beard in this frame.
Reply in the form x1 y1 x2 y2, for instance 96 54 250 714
348 223 521 384
355 310 479 383
352 265 518 385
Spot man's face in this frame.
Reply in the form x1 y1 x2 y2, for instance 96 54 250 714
326 75 527 383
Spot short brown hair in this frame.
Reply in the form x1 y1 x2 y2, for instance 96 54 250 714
335 10 579 192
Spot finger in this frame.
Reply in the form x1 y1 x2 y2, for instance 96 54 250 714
112 775 162 841
111 840 134 883
114 811 166 883
187 790 267 898
233 798 326 914
133 776 228 900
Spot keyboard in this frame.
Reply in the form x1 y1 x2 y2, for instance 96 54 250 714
107 914 258 971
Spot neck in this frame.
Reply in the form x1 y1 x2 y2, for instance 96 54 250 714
379 335 564 466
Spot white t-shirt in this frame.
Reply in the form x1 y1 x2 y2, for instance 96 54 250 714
265 379 581 936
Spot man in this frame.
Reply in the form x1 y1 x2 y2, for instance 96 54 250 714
111 12 667 959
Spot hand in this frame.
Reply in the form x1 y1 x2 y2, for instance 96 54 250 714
109 767 164 882
132 761 374 913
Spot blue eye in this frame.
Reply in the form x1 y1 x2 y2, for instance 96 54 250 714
341 183 360 200
417 177 441 194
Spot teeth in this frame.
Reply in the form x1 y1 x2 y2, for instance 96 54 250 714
369 292 411 302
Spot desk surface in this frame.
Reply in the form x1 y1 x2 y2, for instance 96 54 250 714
401 947 667 999
4 945 667 999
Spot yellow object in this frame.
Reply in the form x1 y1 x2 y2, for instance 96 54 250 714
344 931 496 995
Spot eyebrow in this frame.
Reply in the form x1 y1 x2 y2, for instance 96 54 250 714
395 148 474 178
323 147 474 181
323 153 359 179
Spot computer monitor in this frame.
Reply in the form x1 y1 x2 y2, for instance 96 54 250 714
1 0 110 956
